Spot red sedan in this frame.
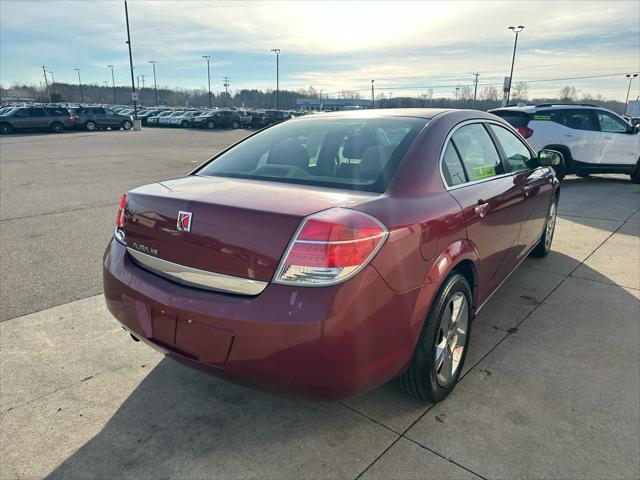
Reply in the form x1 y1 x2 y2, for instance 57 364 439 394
103 109 561 402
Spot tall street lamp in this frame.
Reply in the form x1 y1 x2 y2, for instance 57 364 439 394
506 25 524 105
124 0 138 119
371 80 375 109
149 60 159 107
107 65 117 104
624 73 638 115
74 68 84 104
270 48 280 109
202 55 212 109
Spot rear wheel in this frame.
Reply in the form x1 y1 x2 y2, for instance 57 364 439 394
531 199 557 257
122 120 132 130
181 120 189 128
207 121 215 129
85 121 97 131
232 121 239 129
398 273 472 403
50 122 64 134
0 123 12 135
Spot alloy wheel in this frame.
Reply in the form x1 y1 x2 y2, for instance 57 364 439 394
435 292 468 387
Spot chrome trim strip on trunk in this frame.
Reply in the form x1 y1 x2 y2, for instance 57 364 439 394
127 248 268 296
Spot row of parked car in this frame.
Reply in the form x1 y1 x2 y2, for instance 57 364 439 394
0 104 134 134
0 103 304 134
137 108 296 129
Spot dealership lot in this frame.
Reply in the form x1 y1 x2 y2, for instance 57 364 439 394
1 130 639 479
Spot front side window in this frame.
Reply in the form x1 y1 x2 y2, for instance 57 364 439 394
29 108 47 117
489 124 533 172
451 123 503 182
596 111 629 133
198 117 427 192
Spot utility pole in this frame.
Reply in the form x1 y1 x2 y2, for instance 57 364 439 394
223 76 230 106
107 65 117 104
506 25 524 105
202 55 212 109
42 66 51 103
124 0 138 119
141 74 145 90
270 48 280 109
149 60 158 107
624 73 639 115
74 68 84 103
371 80 375 109
48 71 56 95
136 75 140 92
472 72 479 108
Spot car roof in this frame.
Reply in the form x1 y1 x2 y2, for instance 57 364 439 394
296 108 459 120
492 104 602 113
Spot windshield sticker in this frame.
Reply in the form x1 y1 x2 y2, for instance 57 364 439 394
472 164 496 179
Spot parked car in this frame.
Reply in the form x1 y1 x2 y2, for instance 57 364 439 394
490 104 640 182
166 110 203 128
104 108 561 402
138 109 164 125
158 111 185 127
192 110 241 129
235 110 253 127
0 106 75 134
69 106 133 131
146 110 174 126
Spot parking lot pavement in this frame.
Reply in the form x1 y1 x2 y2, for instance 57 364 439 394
0 129 639 480
0 129 251 321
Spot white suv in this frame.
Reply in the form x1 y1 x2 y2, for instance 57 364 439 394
490 104 640 182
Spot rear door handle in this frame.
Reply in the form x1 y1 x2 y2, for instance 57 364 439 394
473 201 490 218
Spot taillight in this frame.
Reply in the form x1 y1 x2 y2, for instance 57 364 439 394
274 208 388 285
116 194 127 228
517 126 534 138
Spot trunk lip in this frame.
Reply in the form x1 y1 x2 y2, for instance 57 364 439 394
127 247 268 296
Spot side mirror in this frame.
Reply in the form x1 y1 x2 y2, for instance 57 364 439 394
538 149 563 167
633 124 640 134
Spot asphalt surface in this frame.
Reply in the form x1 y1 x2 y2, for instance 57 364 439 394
0 128 251 321
0 129 639 479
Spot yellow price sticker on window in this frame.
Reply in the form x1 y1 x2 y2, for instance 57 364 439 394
472 164 496 180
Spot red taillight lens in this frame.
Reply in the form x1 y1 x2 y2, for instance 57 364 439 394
116 194 127 228
517 126 534 139
275 208 388 285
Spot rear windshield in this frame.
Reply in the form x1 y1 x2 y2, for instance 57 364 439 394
197 116 427 192
490 110 531 127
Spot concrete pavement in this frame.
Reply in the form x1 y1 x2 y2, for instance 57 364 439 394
0 130 639 479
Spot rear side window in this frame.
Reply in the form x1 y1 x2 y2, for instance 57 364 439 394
197 117 427 192
441 142 467 187
29 108 47 117
563 110 597 131
45 107 69 116
491 110 530 128
451 124 504 181
489 124 533 172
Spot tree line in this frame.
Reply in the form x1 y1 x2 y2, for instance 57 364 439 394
0 81 626 114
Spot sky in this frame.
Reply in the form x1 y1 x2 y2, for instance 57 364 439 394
1 0 639 100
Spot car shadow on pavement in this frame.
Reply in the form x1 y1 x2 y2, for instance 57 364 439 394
44 203 639 479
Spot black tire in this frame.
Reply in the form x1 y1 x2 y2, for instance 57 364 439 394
50 122 64 134
631 160 640 184
181 120 189 128
0 123 12 135
206 121 215 129
531 198 557 257
398 273 472 403
122 120 132 130
85 121 97 131
232 121 239 129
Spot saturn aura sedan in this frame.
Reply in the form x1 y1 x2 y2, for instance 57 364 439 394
103 109 561 402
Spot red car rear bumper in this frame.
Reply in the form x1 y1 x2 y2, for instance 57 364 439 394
103 239 436 400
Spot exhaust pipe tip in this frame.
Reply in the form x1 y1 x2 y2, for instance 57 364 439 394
130 333 141 342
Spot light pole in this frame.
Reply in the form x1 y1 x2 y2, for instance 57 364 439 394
202 55 212 109
149 60 158 107
270 48 280 109
74 68 84 104
107 65 117 104
472 72 479 108
124 0 138 118
624 73 638 115
506 25 524 105
371 80 375 109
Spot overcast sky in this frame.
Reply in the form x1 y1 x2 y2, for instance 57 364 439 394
1 0 639 100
